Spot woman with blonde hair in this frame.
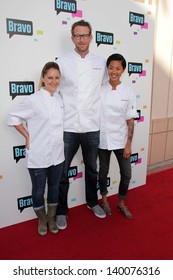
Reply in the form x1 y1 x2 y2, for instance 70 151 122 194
8 62 64 236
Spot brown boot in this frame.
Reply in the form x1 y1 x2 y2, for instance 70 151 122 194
47 204 59 234
101 201 112 215
34 206 47 236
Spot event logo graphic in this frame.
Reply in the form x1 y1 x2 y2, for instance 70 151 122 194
135 109 141 121
55 0 77 15
129 12 145 27
9 81 35 99
18 195 33 213
13 145 26 163
96 31 114 47
130 153 139 164
68 166 78 178
128 62 143 76
97 177 110 189
6 18 33 38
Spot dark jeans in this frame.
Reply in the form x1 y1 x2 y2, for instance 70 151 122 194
28 162 64 208
98 148 131 200
57 131 100 215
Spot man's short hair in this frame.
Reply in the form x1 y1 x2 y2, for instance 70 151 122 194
71 20 92 35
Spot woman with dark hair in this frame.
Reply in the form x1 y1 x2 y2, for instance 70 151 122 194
8 62 64 236
98 54 137 219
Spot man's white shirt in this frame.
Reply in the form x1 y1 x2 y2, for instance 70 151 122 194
57 50 106 132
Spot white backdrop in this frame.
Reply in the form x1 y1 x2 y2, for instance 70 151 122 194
0 0 156 228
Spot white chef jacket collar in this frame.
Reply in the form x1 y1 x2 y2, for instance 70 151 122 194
108 81 122 91
41 87 58 97
73 49 91 58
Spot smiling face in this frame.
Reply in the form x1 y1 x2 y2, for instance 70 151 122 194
108 60 125 87
72 25 92 57
42 68 61 95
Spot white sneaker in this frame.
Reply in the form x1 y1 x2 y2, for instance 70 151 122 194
88 205 106 218
56 215 67 230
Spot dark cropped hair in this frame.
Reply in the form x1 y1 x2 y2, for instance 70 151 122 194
106 53 126 70
71 20 92 35
38 62 60 90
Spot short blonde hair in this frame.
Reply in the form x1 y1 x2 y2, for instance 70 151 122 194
71 19 92 36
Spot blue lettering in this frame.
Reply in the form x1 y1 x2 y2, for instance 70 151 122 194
26 198 32 206
11 83 16 94
7 20 32 34
129 64 142 73
97 32 113 43
8 20 14 32
129 12 145 26
68 169 77 177
19 199 24 208
15 148 20 157
10 83 34 94
130 14 144 24
19 198 32 208
56 0 76 11
130 154 138 163
15 148 26 157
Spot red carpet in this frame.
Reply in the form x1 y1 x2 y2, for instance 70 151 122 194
1 168 173 260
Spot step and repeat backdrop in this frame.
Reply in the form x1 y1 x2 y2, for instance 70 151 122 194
0 0 156 228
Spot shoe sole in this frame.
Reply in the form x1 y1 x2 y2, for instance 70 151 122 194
57 224 67 230
57 225 67 230
56 218 67 230
94 213 106 218
104 211 112 215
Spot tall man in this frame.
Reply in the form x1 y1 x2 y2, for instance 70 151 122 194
56 20 107 230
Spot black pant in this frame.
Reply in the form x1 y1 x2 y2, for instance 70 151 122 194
98 148 131 200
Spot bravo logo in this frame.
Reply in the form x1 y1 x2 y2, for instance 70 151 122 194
96 31 114 47
55 0 77 15
129 12 145 27
9 81 35 99
18 195 33 212
97 177 110 189
128 62 143 76
6 18 33 38
13 145 26 163
68 166 77 178
135 110 141 121
130 153 139 164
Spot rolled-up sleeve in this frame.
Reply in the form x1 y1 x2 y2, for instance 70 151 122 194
7 96 33 126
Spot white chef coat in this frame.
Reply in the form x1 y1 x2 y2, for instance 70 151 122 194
57 50 106 132
99 82 137 150
7 88 64 168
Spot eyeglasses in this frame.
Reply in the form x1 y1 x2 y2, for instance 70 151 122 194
73 34 91 40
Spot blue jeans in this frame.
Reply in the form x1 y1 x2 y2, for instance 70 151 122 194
28 162 64 208
57 131 100 215
98 148 131 200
